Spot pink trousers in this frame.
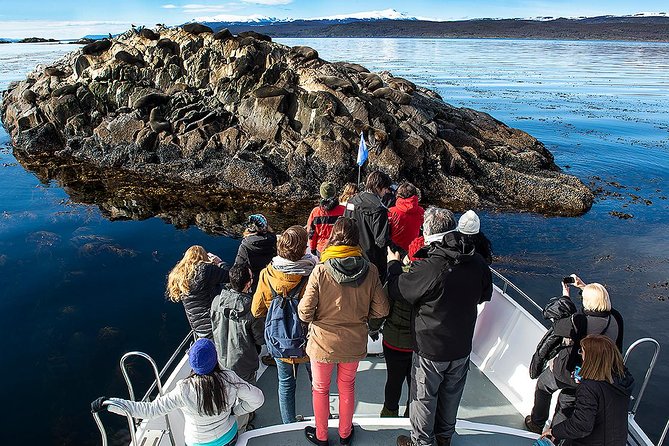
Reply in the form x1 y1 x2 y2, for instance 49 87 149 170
311 360 359 441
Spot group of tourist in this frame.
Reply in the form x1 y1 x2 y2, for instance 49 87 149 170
91 171 632 446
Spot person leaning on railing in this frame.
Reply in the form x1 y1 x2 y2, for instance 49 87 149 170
91 338 264 446
540 334 633 446
525 275 625 434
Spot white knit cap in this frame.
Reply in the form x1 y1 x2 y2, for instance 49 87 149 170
457 210 480 235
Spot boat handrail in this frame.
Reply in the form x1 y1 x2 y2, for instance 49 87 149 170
658 418 669 446
490 267 544 313
140 331 196 402
624 337 661 416
93 400 139 446
120 351 177 446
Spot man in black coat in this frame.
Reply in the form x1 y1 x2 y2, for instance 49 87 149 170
344 171 394 282
390 230 493 446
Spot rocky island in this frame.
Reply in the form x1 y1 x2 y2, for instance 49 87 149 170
1 25 594 220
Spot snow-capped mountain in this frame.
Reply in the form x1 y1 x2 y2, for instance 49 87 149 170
194 9 416 26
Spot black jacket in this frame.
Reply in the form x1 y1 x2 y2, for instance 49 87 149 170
181 262 229 339
387 231 493 362
552 304 624 385
552 371 634 446
233 232 277 293
529 295 578 379
344 191 392 281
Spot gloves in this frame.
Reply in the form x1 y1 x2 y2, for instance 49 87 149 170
369 330 380 342
91 396 108 413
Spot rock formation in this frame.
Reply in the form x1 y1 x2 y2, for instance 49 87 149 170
1 26 594 215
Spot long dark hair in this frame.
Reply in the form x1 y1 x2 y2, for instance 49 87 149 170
326 217 359 248
188 365 242 416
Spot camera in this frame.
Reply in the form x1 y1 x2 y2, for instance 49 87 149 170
562 276 575 284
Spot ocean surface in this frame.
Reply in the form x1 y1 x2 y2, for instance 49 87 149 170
1 39 668 444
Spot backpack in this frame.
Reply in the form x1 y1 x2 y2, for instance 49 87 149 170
264 277 308 359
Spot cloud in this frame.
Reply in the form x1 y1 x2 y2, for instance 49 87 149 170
0 20 134 39
181 3 239 14
162 4 177 8
241 0 292 4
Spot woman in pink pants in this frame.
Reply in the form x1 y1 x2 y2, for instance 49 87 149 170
298 217 389 446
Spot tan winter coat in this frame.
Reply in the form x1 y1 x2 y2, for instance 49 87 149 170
298 260 389 363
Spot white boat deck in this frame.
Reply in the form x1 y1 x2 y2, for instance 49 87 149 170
98 275 663 446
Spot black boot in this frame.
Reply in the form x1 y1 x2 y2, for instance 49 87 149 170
339 425 355 445
305 426 329 446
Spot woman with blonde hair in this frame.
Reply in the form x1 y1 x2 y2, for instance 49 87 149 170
338 182 359 206
526 275 625 434
298 217 389 446
167 245 229 339
540 334 633 445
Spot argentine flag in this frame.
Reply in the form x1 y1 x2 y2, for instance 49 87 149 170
356 132 368 166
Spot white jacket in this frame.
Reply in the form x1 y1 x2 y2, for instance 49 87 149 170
109 369 264 445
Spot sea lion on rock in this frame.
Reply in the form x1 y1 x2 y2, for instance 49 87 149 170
73 55 90 78
45 66 67 77
253 85 288 98
156 38 179 55
213 29 233 40
52 84 78 98
149 108 171 133
115 51 145 66
237 31 271 42
338 62 369 73
373 87 412 105
289 45 318 61
22 89 37 104
359 72 384 91
182 23 213 35
139 28 160 40
133 93 170 109
388 77 416 94
318 76 353 92
82 39 111 56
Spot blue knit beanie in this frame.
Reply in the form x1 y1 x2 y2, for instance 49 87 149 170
188 338 218 375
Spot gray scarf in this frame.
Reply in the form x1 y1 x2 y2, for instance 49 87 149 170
271 253 318 276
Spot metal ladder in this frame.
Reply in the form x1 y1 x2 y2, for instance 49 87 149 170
623 338 668 446
92 331 195 445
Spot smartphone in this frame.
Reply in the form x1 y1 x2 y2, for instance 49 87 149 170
563 276 575 284
573 365 583 383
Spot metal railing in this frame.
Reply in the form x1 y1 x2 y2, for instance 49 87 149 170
623 337 661 416
93 330 195 446
658 419 669 446
93 400 139 446
120 352 176 446
490 267 544 313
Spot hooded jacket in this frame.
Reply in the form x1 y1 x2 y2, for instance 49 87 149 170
252 263 309 364
307 201 346 254
387 231 493 362
211 286 265 380
344 191 392 281
233 232 277 293
388 196 425 252
298 256 389 363
552 371 634 446
180 262 229 339
529 295 578 379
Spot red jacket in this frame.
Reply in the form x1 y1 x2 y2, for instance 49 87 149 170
306 204 345 253
389 196 425 252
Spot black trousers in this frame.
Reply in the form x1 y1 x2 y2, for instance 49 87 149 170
383 343 413 411
530 367 577 427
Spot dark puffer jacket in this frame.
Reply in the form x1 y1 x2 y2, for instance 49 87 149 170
344 191 392 282
387 231 492 362
552 371 634 446
181 262 229 339
529 295 578 379
233 232 277 293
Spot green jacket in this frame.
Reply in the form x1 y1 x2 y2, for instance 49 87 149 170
370 279 413 351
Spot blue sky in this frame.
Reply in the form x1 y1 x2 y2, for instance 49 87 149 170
0 0 666 39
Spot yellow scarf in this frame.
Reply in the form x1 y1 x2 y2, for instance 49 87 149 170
319 245 362 263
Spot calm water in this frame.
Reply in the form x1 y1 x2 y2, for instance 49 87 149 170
1 39 668 444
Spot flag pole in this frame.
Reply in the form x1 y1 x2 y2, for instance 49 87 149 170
358 165 361 186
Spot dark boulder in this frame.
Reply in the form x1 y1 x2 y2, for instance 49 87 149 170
213 29 233 40
237 31 272 42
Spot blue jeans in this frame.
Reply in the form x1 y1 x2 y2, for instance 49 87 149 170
275 359 312 424
409 353 470 446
